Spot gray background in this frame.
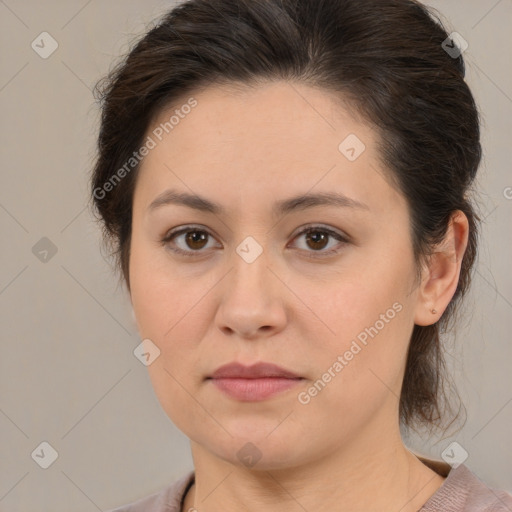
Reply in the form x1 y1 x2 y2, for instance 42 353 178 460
0 0 511 510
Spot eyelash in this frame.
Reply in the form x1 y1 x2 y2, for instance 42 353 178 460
160 224 350 259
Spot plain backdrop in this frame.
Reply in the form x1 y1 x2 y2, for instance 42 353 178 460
0 0 511 510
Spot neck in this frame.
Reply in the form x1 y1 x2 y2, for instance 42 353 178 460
182 432 446 512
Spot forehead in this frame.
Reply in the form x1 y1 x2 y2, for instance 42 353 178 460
135 80 403 217
148 80 366 152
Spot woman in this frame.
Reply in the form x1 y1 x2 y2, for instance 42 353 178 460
91 0 512 510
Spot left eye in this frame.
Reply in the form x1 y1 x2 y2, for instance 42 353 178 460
291 226 349 256
161 225 349 258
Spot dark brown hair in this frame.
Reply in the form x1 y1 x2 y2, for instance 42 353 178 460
90 0 481 436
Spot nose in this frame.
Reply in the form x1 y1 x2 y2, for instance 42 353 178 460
214 246 288 340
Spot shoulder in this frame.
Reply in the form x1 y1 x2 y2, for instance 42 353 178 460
420 463 512 512
105 471 195 512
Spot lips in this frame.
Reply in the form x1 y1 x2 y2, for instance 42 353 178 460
207 362 303 401
208 362 301 380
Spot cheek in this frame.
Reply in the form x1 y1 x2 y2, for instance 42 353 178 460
130 267 203 377
129 238 211 413
312 269 409 346
129 238 184 337
300 266 413 406
297 300 411 439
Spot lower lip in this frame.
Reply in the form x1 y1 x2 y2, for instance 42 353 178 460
209 377 302 401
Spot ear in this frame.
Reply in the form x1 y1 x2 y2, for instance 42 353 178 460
414 210 469 326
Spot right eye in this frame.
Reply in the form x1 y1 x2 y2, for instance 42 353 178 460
161 226 220 257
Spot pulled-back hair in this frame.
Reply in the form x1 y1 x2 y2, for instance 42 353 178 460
90 0 481 436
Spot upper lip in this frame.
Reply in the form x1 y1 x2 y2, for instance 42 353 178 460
209 362 301 379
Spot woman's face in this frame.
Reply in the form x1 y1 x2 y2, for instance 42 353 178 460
129 81 425 470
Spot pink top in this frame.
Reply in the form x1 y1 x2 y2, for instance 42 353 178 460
107 458 512 511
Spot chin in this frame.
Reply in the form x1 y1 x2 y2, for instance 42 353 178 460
211 431 308 472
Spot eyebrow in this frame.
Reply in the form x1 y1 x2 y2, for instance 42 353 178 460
147 189 370 217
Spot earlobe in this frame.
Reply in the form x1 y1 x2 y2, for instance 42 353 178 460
414 211 469 326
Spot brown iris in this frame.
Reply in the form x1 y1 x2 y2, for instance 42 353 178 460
304 230 329 251
185 231 209 250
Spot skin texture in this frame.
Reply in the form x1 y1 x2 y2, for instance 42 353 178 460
128 81 468 512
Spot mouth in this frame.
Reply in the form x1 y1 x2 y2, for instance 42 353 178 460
206 362 303 401
207 376 303 401
208 361 301 379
